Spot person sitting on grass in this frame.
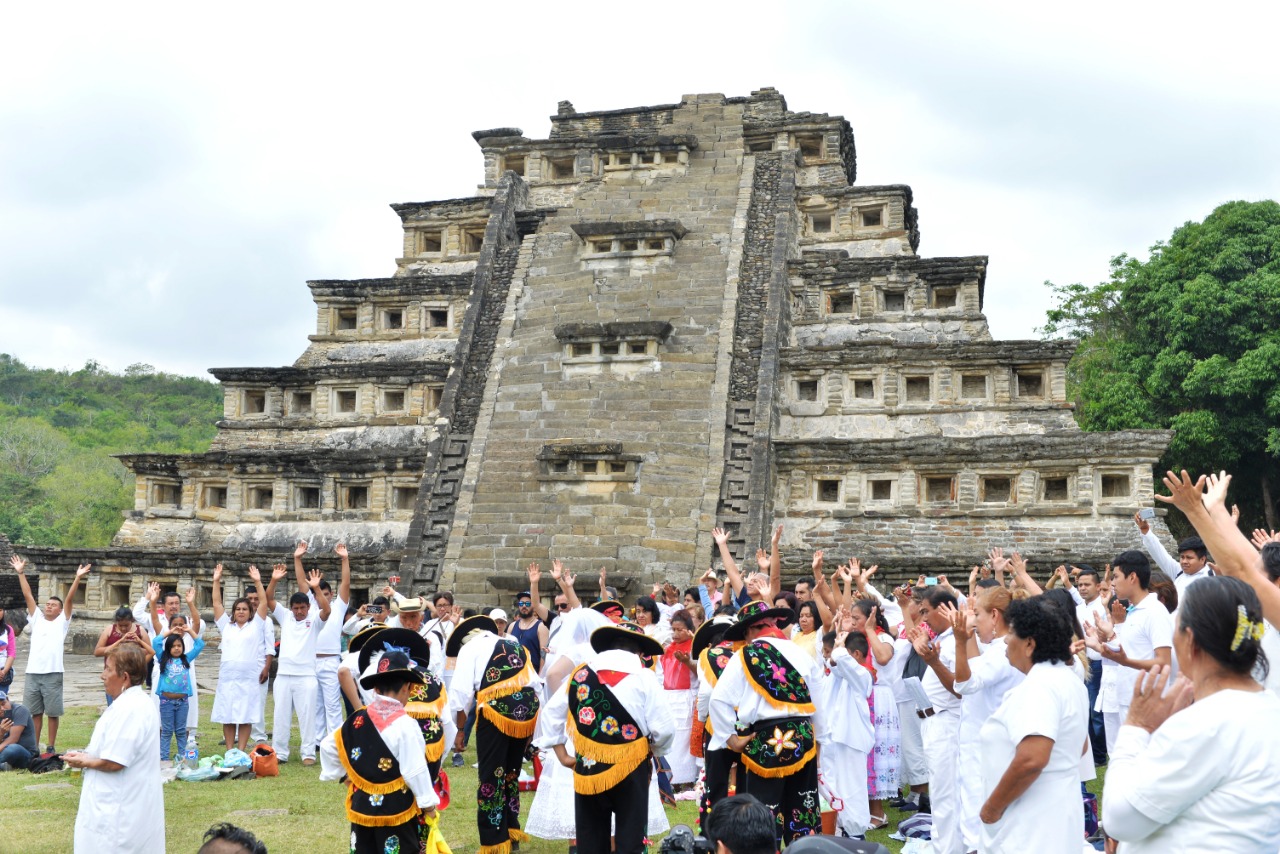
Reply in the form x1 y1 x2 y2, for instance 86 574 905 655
151 609 206 762
0 689 38 770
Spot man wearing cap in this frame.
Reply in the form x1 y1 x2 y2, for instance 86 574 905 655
537 621 675 854
692 614 741 827
389 597 446 681
508 592 549 676
319 638 440 854
0 689 38 770
489 608 510 637
447 614 541 854
294 541 352 755
709 600 827 846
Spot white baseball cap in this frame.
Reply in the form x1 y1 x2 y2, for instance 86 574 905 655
490 608 509 623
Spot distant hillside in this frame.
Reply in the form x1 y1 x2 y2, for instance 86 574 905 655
0 354 222 547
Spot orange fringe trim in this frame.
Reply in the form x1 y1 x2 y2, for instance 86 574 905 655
424 734 444 764
509 829 529 843
479 702 537 738
477 842 511 854
335 727 415 796
571 752 647 796
477 657 534 705
739 743 817 779
738 648 815 716
407 693 447 720
344 782 418 826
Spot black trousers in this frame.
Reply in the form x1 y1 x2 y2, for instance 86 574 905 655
700 746 737 829
475 714 530 852
741 758 821 845
575 759 652 854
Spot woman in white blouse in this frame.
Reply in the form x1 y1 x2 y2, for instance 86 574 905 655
1102 576 1280 852
978 595 1089 854
209 564 270 752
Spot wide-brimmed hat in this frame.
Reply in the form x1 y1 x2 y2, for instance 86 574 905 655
359 648 426 690
357 627 432 675
347 623 389 656
590 599 626 621
391 596 426 616
589 620 664 657
691 614 738 659
444 614 499 658
722 599 793 641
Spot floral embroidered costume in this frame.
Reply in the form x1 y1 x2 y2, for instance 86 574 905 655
708 600 828 846
446 615 540 854
691 615 740 829
535 622 677 854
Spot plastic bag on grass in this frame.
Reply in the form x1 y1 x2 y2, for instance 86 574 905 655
223 748 252 767
176 764 220 782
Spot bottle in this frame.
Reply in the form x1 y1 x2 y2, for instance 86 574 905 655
185 740 199 769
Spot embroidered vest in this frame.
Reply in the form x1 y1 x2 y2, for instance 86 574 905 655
566 664 651 795
740 639 815 715
477 637 540 738
335 709 418 827
697 640 739 737
405 673 447 764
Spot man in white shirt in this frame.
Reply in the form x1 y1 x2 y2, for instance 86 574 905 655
292 541 350 751
243 584 276 745
1134 511 1213 598
1099 551 1174 725
537 622 675 854
12 556 90 752
263 563 331 765
1073 567 1110 766
909 587 963 854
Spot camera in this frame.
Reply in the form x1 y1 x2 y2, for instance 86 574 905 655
367 605 382 615
660 825 713 854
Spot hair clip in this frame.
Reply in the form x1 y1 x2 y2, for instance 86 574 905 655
1230 604 1264 652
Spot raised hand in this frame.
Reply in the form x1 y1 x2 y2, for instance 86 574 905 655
1204 470 1231 513
712 527 729 546
1008 551 1027 577
1231 504 1241 524
185 588 197 606
867 605 880 632
772 524 783 546
652 582 662 598
307 569 323 590
550 560 563 582
9 555 25 574
334 542 348 559
271 564 288 582
755 549 769 572
1155 470 1207 515
988 547 1010 577
76 563 92 579
147 581 161 603
213 564 223 584
1133 509 1151 535
294 541 309 558
812 550 824 576
248 565 261 583
950 602 972 641
527 562 542 587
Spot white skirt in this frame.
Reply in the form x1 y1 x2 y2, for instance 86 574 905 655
211 659 262 725
665 689 698 785
525 747 670 840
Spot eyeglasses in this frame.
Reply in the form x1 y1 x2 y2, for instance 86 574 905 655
556 603 571 611
517 601 532 607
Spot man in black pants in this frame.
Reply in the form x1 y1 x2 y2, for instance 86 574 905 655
537 621 676 854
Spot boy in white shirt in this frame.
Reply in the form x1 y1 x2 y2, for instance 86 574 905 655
263 563 331 765
291 541 350 751
11 556 90 752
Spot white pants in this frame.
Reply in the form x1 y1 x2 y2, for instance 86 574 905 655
822 742 870 837
922 710 963 854
273 673 318 762
250 676 270 743
312 657 343 746
1106 708 1123 755
897 700 929 787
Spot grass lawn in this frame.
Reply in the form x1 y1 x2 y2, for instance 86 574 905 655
0 702 1106 853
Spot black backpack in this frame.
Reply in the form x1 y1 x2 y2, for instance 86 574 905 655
27 753 64 774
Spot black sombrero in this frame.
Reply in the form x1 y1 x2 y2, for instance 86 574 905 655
444 614 499 658
691 614 738 659
722 599 793 641
359 648 426 690
590 599 626 620
589 620 664 657
357 627 432 675
347 623 389 657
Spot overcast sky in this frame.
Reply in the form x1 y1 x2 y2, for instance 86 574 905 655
2 1 1277 379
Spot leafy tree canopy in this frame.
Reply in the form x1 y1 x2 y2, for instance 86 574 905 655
0 355 221 547
1043 199 1280 529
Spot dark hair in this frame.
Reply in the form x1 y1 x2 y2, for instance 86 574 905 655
853 599 891 635
1178 576 1269 680
1148 570 1179 613
48 595 63 607
432 591 455 606
714 604 738 617
1177 536 1208 559
107 644 149 686
288 592 310 608
1263 543 1280 583
794 578 812 592
1113 550 1151 589
200 822 267 854
821 630 838 649
317 580 332 593
635 596 661 623
774 591 798 615
112 606 135 622
844 631 870 658
1042 588 1085 639
794 600 821 632
1006 597 1074 664
684 586 701 602
372 595 390 607
705 794 776 854
1076 567 1100 583
462 608 478 619
976 578 1000 589
365 674 414 695
670 608 695 631
163 590 181 605
925 588 958 610
160 632 191 673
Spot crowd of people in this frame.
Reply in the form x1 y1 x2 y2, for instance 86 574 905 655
4 469 1280 852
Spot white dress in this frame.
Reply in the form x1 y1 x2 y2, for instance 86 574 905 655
954 636 1024 851
1102 688 1280 853
74 685 164 853
211 614 266 724
978 660 1088 854
525 738 670 839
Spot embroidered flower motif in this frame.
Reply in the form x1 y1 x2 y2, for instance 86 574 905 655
369 793 385 807
578 706 596 726
621 724 639 741
576 685 590 702
573 668 589 683
353 716 365 729
479 782 496 797
485 666 502 682
769 662 789 684
351 831 358 853
767 727 798 752
382 835 400 854
378 757 393 771
580 757 597 768
349 747 362 761
600 716 620 736
715 654 729 669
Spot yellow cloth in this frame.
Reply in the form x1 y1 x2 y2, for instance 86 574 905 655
422 812 452 854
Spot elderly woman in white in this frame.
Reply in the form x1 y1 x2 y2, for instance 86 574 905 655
977 595 1088 854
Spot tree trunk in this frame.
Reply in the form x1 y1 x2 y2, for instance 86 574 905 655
1264 471 1277 532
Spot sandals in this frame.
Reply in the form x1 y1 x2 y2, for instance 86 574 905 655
868 815 889 830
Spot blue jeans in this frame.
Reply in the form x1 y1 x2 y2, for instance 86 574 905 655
1087 659 1107 765
0 743 32 769
159 696 189 761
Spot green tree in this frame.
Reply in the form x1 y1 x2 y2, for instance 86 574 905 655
1043 200 1280 530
